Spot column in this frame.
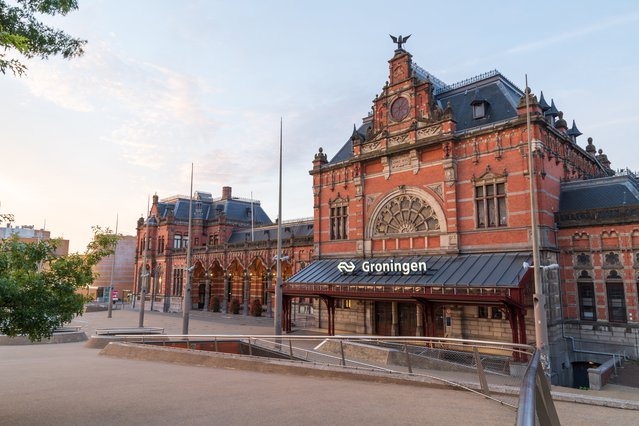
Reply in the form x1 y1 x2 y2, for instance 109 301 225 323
242 269 249 316
416 303 424 336
204 272 211 311
391 302 398 336
222 271 230 314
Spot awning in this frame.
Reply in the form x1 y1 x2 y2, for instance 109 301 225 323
286 253 532 288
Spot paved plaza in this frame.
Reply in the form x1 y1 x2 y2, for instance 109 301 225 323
0 308 638 425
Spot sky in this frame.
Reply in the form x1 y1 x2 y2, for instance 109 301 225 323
1 0 638 253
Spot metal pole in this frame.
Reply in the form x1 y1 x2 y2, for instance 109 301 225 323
139 197 150 327
526 76 550 370
182 163 194 334
275 118 283 336
107 214 119 318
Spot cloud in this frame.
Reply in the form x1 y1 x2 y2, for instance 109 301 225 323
505 14 639 55
19 41 224 169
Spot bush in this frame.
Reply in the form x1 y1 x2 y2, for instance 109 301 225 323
211 295 221 312
230 298 240 314
250 299 262 317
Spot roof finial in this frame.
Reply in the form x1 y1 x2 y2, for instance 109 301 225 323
390 34 411 51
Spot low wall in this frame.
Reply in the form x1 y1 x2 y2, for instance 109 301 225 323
588 358 617 390
0 331 87 345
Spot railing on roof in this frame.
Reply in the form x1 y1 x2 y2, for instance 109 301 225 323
281 217 313 225
412 62 448 90
160 195 262 204
616 168 638 180
434 69 523 96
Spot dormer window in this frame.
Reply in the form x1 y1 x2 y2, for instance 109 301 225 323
471 100 488 119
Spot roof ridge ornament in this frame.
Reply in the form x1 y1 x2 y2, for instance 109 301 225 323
390 34 411 51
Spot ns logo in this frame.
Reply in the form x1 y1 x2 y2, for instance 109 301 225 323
337 261 356 274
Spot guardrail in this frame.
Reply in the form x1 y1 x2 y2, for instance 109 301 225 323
103 333 535 410
516 350 560 426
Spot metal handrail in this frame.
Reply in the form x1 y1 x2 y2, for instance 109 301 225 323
516 350 560 426
109 333 531 409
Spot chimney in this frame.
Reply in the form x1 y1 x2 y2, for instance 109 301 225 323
222 186 232 200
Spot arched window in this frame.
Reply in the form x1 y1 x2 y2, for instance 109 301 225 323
373 194 439 236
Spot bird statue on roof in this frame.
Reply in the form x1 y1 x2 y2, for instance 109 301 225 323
390 34 411 50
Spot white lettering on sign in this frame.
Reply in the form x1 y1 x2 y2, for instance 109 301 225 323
337 260 427 275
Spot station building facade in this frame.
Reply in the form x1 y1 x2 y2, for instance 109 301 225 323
284 42 638 384
136 40 639 384
134 187 313 315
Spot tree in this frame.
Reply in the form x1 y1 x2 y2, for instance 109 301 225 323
0 226 118 341
0 0 85 76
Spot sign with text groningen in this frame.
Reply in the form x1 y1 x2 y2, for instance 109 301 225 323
337 259 427 275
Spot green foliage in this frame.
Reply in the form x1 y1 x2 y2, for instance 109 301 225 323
0 213 14 224
0 226 119 341
230 298 240 315
211 295 220 312
0 0 86 76
250 299 262 317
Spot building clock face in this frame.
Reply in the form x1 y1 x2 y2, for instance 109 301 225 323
390 97 410 121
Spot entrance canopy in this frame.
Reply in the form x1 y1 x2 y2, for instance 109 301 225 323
284 253 533 308
287 253 532 288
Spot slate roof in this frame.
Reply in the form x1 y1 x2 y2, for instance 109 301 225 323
327 68 524 166
154 196 272 225
227 220 313 244
437 72 521 133
286 252 531 288
559 175 639 212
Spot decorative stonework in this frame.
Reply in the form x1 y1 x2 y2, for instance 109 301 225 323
428 184 443 201
604 252 620 266
416 124 442 140
388 134 409 147
391 152 412 171
362 140 382 154
373 194 440 236
443 159 456 187
575 253 591 266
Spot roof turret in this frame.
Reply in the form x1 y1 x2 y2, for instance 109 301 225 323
538 91 550 111
567 120 582 141
545 99 559 118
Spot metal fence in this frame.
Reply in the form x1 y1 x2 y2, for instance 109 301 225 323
110 334 538 410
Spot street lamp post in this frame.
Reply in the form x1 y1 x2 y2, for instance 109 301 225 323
107 214 118 319
525 77 551 372
275 118 283 336
182 163 194 335
139 197 151 328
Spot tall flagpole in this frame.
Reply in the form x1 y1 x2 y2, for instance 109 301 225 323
139 197 150 327
526 75 550 370
275 118 283 336
251 191 255 242
182 163 194 334
107 213 119 319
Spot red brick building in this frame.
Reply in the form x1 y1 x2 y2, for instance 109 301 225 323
136 38 639 385
283 39 636 385
135 188 313 315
